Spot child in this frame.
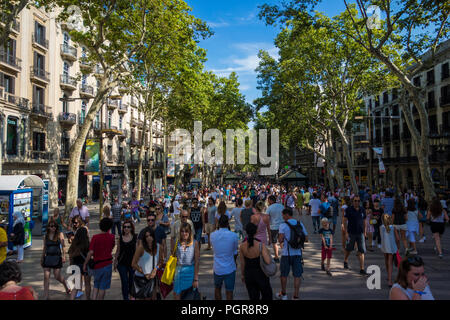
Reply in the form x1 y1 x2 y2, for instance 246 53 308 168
319 218 334 276
380 214 397 287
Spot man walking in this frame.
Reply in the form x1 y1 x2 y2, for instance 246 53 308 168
211 215 239 300
343 196 368 275
266 195 284 263
70 199 90 228
277 208 308 300
309 193 321 233
111 197 122 236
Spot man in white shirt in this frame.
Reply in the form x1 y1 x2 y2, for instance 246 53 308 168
266 195 284 262
309 193 321 233
69 199 90 228
230 198 244 240
210 215 238 300
172 195 181 221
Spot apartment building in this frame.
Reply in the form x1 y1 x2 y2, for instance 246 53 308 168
0 6 165 208
363 39 450 191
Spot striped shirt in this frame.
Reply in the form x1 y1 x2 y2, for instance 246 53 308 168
112 203 122 222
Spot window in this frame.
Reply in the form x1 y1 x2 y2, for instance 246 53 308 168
63 32 70 46
119 115 123 129
442 62 449 80
392 88 398 100
119 147 124 162
2 73 15 94
427 91 435 108
82 74 87 86
4 39 17 64
108 110 112 128
383 91 388 104
107 145 113 160
429 115 438 134
384 108 389 117
33 85 45 109
32 132 46 151
34 21 46 44
81 101 87 124
62 94 68 113
6 117 18 155
81 47 87 58
427 69 435 85
63 61 69 76
413 76 421 87
33 52 45 71
61 131 70 158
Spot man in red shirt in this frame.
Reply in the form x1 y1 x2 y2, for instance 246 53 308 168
83 218 115 300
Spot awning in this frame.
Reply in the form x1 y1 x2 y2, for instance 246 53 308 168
0 175 45 191
279 170 307 181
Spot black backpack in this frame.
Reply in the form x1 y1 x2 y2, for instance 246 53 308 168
285 221 306 249
325 205 333 219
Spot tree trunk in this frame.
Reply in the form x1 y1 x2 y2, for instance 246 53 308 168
339 136 359 194
136 112 148 201
64 80 110 220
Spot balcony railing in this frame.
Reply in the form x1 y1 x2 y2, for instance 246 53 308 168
118 103 128 113
0 51 22 70
440 96 450 107
60 74 77 89
60 44 77 60
32 34 49 49
31 103 52 118
107 98 119 109
30 66 50 82
58 112 77 125
80 85 94 97
29 150 53 161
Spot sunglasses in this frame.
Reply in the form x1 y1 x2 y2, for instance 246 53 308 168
123 225 132 229
407 255 423 265
49 225 56 228
147 219 155 222
181 216 189 219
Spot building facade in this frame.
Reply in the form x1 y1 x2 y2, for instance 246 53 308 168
0 6 165 209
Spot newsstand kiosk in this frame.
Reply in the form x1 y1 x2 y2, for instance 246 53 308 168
0 175 45 250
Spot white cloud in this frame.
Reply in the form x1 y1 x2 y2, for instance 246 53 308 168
207 21 230 28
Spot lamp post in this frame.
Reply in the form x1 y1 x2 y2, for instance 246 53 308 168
355 115 401 190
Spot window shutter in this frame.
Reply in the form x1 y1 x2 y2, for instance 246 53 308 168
34 21 38 39
40 132 46 151
10 76 15 94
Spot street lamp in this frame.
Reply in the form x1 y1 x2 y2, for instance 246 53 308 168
354 115 401 189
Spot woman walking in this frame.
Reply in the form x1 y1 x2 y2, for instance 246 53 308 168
173 223 200 299
364 200 375 251
131 227 163 300
406 198 419 255
340 196 351 250
380 214 397 287
392 198 408 255
239 223 273 300
41 221 70 299
251 201 271 246
114 219 137 300
427 199 449 259
68 227 91 300
10 211 25 263
417 196 428 243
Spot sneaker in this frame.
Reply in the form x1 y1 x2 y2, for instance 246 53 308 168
76 291 84 299
360 269 368 276
378 244 381 249
276 292 288 300
344 262 349 269
418 238 425 243
438 253 443 259
321 264 325 271
326 270 332 276
292 296 300 300
405 248 410 256
410 250 418 255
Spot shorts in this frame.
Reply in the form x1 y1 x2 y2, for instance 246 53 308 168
270 230 279 244
345 233 366 254
430 222 445 235
194 228 203 242
394 224 408 231
280 255 303 278
93 264 112 290
214 271 236 291
331 215 338 226
321 247 333 260
205 223 215 234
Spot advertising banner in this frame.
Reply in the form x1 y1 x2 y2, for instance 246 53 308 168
85 139 100 175
42 180 49 233
167 154 175 177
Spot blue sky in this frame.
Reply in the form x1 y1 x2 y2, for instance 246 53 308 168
187 0 348 108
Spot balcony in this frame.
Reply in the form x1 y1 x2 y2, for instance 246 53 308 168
440 96 450 108
58 112 77 127
93 121 107 133
118 103 128 114
130 137 141 146
1 93 29 112
130 97 138 107
118 129 128 140
94 65 104 77
79 85 95 98
79 58 93 72
31 103 52 119
106 98 119 110
30 66 50 84
32 34 49 50
60 44 77 61
60 74 77 91
29 150 53 161
0 51 21 72
130 118 138 127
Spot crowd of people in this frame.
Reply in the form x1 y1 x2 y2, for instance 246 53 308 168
0 181 448 300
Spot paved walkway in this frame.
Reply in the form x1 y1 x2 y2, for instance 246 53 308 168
10 203 450 300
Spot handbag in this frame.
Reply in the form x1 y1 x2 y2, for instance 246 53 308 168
259 242 277 277
132 254 156 299
180 286 201 300
393 250 402 268
369 219 378 225
156 265 173 299
161 240 178 285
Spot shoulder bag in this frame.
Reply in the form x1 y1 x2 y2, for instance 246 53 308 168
161 240 178 285
259 242 277 277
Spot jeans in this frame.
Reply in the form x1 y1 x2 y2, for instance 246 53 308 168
312 216 321 232
117 264 135 300
133 211 141 223
17 245 24 261
112 221 121 235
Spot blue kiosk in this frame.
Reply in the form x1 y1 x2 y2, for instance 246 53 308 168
0 175 46 249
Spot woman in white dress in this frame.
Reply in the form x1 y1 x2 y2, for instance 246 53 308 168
380 214 397 288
